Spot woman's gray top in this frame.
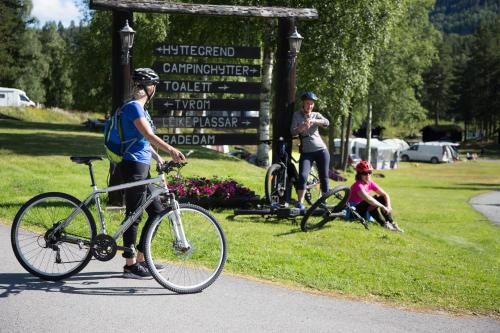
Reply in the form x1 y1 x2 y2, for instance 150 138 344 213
290 111 330 153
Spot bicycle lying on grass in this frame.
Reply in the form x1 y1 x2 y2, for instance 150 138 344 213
300 186 370 232
235 185 369 232
11 154 227 294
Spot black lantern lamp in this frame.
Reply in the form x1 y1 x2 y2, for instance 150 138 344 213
120 20 135 65
288 26 304 56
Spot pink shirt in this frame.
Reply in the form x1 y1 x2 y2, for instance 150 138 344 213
349 180 380 204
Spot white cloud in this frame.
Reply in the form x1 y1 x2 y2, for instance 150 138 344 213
32 0 82 27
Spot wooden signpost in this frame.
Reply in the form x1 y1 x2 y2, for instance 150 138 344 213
153 39 262 145
153 61 261 77
158 80 261 94
162 133 259 145
153 98 260 111
154 43 260 59
153 116 259 129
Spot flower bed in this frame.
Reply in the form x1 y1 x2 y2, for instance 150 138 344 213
166 176 260 208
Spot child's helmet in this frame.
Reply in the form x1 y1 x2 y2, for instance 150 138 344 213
355 160 373 173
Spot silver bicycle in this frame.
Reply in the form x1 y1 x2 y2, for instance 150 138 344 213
11 154 227 294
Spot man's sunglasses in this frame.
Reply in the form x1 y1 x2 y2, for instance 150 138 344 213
360 171 372 175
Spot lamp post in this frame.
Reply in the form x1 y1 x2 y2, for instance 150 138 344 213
288 26 303 65
119 20 135 65
109 14 134 207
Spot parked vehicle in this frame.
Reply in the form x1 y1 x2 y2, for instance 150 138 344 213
400 142 455 164
0 87 36 107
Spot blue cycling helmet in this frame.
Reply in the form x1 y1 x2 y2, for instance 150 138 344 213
301 91 319 101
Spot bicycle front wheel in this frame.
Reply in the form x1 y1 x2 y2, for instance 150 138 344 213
145 203 227 294
301 186 350 232
265 163 286 205
11 192 96 281
305 164 321 205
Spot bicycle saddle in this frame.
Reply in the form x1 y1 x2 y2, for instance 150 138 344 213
70 156 104 164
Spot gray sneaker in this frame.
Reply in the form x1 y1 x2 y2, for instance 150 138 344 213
383 222 397 231
391 222 404 233
138 261 167 272
123 264 152 279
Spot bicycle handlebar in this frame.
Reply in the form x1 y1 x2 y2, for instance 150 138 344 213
157 150 194 174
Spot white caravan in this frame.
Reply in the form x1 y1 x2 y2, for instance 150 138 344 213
400 142 456 164
0 88 36 107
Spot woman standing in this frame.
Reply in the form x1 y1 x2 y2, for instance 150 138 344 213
290 92 330 210
119 68 185 279
348 161 403 232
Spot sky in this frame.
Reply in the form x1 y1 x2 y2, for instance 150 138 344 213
31 0 84 27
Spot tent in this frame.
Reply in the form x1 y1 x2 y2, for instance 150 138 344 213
333 138 404 170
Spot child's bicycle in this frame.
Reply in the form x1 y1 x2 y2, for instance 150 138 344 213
11 154 227 294
300 186 370 232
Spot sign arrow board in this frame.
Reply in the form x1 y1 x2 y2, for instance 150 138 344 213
153 116 259 129
153 62 261 77
162 134 259 146
154 98 260 111
158 80 261 94
154 44 260 59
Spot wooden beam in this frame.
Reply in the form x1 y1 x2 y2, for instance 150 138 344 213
90 0 318 19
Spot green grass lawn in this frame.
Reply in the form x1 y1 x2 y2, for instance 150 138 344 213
0 117 499 316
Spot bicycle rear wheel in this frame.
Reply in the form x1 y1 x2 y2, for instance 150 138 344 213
144 203 227 294
11 192 96 281
300 186 350 232
264 163 286 205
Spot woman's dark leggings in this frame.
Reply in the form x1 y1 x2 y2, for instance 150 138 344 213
355 195 393 226
297 149 330 194
119 160 163 258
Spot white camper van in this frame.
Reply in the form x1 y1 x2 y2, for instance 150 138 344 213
0 88 36 107
400 142 455 164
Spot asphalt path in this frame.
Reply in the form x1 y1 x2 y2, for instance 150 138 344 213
470 190 500 227
0 223 498 333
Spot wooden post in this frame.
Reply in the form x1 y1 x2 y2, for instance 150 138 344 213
108 10 133 207
111 10 133 114
272 17 296 164
272 17 297 203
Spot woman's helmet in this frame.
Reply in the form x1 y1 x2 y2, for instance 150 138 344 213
355 160 373 173
132 68 160 86
301 91 319 101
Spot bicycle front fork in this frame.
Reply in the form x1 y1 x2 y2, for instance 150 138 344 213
168 200 191 252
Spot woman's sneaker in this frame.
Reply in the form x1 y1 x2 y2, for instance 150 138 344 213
391 222 404 233
123 263 152 279
138 261 167 272
383 222 396 231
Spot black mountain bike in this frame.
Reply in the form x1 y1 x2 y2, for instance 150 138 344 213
264 138 320 206
300 185 370 232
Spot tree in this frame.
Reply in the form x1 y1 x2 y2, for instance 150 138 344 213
369 0 439 132
0 0 30 86
455 19 500 139
40 22 73 108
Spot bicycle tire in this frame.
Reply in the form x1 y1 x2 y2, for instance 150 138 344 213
264 163 286 205
144 203 227 294
300 186 350 232
304 164 321 205
11 192 96 281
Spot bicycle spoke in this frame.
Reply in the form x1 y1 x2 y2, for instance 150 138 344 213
146 204 226 293
12 193 96 280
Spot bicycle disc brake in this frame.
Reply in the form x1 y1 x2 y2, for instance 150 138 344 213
91 234 117 261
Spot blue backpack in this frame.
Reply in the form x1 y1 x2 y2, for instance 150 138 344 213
104 108 124 164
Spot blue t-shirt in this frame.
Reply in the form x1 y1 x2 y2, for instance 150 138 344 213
120 100 152 165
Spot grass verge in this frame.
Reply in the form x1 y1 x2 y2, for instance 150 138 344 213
0 118 499 316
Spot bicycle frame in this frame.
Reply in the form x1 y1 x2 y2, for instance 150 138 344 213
52 171 190 250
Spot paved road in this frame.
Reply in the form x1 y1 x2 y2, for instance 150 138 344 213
0 223 498 333
470 190 500 227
